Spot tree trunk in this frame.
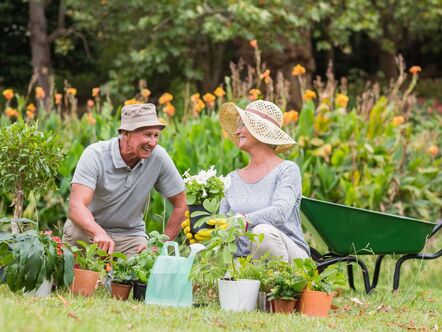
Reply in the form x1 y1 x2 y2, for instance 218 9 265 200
379 47 398 80
11 185 24 235
29 0 52 107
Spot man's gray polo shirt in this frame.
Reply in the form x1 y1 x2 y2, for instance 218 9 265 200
71 137 185 237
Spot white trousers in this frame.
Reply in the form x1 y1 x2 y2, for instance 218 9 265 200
250 224 309 262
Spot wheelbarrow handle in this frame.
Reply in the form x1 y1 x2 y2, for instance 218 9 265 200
429 220 442 239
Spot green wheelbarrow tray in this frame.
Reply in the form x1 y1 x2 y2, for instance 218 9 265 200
301 197 435 255
300 196 441 293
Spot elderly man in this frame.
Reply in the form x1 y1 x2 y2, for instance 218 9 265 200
63 103 187 255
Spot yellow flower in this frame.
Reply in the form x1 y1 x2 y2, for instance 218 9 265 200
214 86 226 98
124 98 141 105
292 64 306 76
248 88 261 101
159 92 173 105
392 115 405 126
283 110 299 125
303 89 317 101
2 89 14 100
260 69 271 84
87 99 95 109
164 102 176 117
26 110 35 119
203 93 216 107
250 39 258 49
335 93 349 108
409 66 422 75
35 87 46 99
141 88 151 98
5 107 19 118
427 146 439 157
55 93 63 105
67 88 77 96
92 87 100 97
26 103 37 113
86 112 96 125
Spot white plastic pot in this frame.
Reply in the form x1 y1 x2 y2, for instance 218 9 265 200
26 278 53 297
218 279 260 312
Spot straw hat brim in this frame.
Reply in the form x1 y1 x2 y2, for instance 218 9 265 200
219 102 295 153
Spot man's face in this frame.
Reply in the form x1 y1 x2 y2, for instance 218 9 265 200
124 126 162 159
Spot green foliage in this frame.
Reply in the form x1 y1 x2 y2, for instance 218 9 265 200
70 240 109 273
110 252 133 284
0 230 74 293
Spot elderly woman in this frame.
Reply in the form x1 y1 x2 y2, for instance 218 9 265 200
218 100 310 262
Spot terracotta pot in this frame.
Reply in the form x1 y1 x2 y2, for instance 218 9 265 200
272 298 297 314
297 289 333 317
70 268 99 296
111 282 133 300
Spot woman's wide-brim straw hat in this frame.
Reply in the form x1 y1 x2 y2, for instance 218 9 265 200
219 100 296 153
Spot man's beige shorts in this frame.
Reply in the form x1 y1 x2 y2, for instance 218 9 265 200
63 219 147 257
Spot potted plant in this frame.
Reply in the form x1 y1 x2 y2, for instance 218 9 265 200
131 231 168 301
182 166 229 234
70 240 109 296
191 215 262 312
266 259 307 314
294 258 346 317
110 252 134 300
0 230 74 296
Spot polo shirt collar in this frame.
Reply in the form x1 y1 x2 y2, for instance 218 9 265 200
111 137 145 169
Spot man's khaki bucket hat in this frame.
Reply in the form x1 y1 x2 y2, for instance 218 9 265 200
118 103 165 132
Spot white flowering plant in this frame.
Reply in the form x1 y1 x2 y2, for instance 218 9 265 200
183 166 230 205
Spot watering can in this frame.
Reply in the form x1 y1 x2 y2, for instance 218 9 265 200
145 241 205 307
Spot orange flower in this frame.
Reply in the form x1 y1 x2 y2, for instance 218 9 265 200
248 88 261 101
26 110 35 119
335 93 349 108
203 93 216 107
292 64 306 76
5 107 19 118
55 93 63 105
392 115 405 126
92 87 100 97
303 89 317 101
427 146 439 157
164 102 176 117
409 66 422 75
86 112 96 125
2 89 14 100
250 39 258 49
260 69 271 84
26 103 37 113
214 86 226 98
191 93 205 113
141 88 151 98
124 98 141 105
87 99 95 109
159 92 173 105
191 93 201 102
35 87 46 99
67 88 77 96
283 110 299 125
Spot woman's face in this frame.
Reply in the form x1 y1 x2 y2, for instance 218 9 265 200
235 117 259 151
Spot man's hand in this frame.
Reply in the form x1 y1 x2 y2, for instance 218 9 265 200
93 231 115 254
136 243 147 253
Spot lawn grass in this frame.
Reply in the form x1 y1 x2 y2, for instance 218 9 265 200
0 237 440 331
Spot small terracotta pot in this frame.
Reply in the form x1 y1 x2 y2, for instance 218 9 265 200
111 282 133 300
71 268 99 296
297 289 333 317
272 299 297 314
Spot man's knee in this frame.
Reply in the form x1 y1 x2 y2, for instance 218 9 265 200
62 219 90 247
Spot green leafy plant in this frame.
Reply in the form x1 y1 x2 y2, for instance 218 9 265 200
293 258 346 294
0 230 74 293
0 119 63 233
266 259 307 301
183 166 229 205
110 252 134 284
70 240 109 274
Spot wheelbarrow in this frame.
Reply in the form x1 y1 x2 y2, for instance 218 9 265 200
300 197 441 293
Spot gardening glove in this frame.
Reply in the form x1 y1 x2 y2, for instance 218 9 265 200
207 214 249 231
182 211 197 244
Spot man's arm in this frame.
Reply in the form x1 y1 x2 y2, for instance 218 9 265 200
164 191 187 240
68 183 115 254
